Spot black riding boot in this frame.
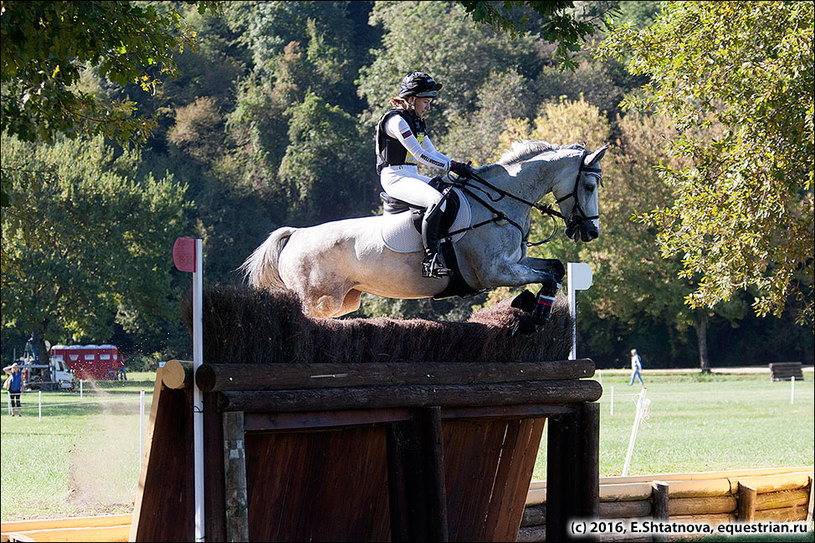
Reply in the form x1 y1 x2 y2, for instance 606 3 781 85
421 202 452 278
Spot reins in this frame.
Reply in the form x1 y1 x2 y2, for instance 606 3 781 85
444 150 601 246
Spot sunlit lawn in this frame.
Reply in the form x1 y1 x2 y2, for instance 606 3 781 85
2 371 813 522
533 371 815 479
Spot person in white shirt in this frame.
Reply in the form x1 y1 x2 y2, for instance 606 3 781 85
629 348 644 385
375 71 472 278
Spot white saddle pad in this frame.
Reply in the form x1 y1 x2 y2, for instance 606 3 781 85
381 188 472 253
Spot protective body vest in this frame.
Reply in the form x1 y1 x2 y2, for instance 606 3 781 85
375 108 427 174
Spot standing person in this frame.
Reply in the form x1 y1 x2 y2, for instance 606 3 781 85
629 348 644 386
3 362 23 416
375 71 473 278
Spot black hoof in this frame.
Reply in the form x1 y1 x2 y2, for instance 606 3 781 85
510 290 537 313
511 315 537 336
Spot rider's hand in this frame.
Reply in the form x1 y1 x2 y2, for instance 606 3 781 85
450 160 472 178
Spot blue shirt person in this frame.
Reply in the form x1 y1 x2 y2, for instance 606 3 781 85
629 349 644 386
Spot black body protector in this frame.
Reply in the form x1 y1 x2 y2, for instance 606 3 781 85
375 108 452 278
375 108 426 174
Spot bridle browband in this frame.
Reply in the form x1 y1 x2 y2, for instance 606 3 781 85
445 150 602 246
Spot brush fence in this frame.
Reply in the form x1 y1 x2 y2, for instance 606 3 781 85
519 467 814 542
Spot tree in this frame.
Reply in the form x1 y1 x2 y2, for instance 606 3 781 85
0 1 217 145
599 1 814 324
278 93 374 224
1 133 188 365
580 111 746 371
456 1 614 70
357 1 540 135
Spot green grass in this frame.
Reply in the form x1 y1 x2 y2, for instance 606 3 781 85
1 372 156 521
1 371 813 523
532 372 815 480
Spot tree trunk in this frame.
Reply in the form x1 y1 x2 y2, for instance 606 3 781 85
694 313 710 373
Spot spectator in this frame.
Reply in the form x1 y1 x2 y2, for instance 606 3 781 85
3 362 23 416
629 349 644 386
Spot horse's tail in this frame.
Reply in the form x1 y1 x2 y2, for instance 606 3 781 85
240 227 297 290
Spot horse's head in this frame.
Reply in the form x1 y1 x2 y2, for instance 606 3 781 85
553 146 607 242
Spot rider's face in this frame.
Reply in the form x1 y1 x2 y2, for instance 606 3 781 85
412 97 433 118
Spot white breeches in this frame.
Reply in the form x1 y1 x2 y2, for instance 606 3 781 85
380 165 444 210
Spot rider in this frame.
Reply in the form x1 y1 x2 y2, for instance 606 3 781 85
375 71 472 278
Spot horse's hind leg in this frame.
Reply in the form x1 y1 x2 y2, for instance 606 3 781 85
303 288 362 318
340 289 362 316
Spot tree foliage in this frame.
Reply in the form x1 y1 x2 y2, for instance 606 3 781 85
599 1 814 324
0 0 810 370
1 133 188 347
0 1 217 145
456 1 613 70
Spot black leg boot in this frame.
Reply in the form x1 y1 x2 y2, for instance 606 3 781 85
421 203 452 278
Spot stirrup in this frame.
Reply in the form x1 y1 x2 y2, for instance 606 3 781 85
422 253 452 278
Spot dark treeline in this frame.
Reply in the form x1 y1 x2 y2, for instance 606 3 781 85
2 1 812 370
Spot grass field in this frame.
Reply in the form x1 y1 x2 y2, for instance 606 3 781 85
532 370 815 480
1 370 813 523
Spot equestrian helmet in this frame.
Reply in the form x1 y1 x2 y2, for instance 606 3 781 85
399 71 442 98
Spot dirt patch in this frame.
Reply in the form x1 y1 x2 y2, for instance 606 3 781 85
66 380 136 514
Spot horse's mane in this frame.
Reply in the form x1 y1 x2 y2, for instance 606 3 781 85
480 141 584 173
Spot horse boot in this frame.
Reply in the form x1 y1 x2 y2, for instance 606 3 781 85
421 202 453 278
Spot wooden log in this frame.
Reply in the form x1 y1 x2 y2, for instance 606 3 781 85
668 495 736 516
578 403 601 521
386 407 448 542
422 407 449 542
516 524 546 543
651 481 669 543
204 391 226 542
755 489 810 510
666 478 732 498
161 359 193 390
652 481 669 519
670 513 735 525
521 505 545 527
546 409 578 543
4 525 131 542
599 500 651 519
735 472 812 494
196 360 596 392
218 379 603 412
600 482 653 502
0 515 132 532
753 505 808 522
223 411 248 543
738 483 757 522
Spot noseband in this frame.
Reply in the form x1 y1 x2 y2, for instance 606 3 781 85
555 150 602 234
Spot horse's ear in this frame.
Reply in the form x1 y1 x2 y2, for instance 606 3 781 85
584 145 608 166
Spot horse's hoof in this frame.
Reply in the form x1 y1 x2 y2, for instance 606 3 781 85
511 315 537 336
510 290 537 313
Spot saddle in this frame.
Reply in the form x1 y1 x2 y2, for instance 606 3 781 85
380 177 461 235
380 178 478 299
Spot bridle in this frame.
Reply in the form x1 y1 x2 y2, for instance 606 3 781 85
445 150 602 246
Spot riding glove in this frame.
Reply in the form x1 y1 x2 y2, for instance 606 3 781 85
450 160 473 178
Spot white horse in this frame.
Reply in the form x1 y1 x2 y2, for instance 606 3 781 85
242 141 606 318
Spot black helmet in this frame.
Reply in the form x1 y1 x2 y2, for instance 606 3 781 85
399 71 442 98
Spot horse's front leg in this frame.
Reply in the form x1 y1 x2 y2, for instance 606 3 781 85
518 257 565 282
477 257 563 289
